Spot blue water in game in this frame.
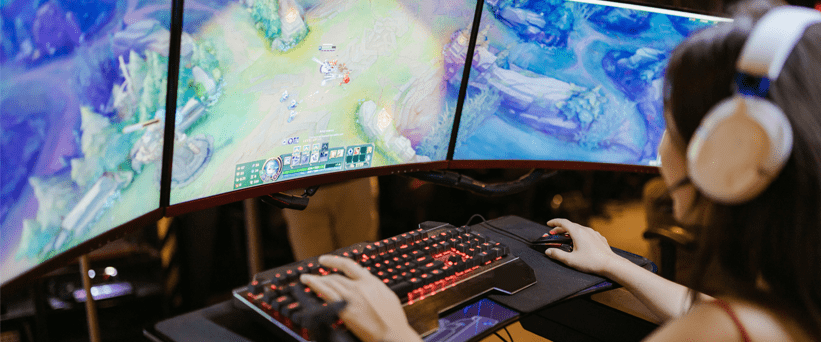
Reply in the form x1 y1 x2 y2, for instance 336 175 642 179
453 0 725 166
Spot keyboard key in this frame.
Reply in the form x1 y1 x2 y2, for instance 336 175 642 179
390 274 404 282
410 250 425 259
409 230 421 242
282 301 302 319
448 255 462 264
390 281 413 298
414 228 428 238
415 255 432 264
456 243 469 253
373 241 386 254
420 260 444 273
408 277 423 288
391 236 402 246
271 295 294 311
273 273 288 285
364 245 378 257
472 233 487 243
419 273 433 284
262 286 278 303
284 269 298 282
429 269 444 282
441 265 455 277
382 238 396 251
248 280 265 294
477 251 490 264
398 244 413 254
440 241 452 251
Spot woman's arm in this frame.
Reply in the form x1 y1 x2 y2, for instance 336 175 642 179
545 218 712 322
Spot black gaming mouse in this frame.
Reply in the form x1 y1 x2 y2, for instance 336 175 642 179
528 233 573 253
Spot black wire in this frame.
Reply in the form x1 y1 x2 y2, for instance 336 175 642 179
504 327 514 342
493 331 510 342
466 214 533 244
478 220 532 244
465 214 488 226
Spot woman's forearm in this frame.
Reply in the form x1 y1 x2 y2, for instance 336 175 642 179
602 257 712 322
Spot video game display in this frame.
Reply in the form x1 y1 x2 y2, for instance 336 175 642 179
1 0 170 284
453 0 729 166
170 0 478 205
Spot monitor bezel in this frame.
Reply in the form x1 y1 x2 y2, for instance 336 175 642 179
0 209 164 296
449 159 659 174
165 161 448 216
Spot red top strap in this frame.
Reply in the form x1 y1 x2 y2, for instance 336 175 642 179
711 299 752 342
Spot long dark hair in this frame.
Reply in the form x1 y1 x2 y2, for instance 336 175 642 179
664 1 821 337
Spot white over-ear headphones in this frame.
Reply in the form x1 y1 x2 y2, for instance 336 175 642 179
686 6 821 205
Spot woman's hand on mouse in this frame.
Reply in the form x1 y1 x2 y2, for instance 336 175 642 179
544 218 621 275
300 255 422 342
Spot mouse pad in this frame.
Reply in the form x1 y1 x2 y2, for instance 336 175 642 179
472 215 651 313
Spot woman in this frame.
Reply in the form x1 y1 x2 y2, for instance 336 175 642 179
300 2 821 341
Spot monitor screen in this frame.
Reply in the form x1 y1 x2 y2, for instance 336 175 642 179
1 0 170 286
451 0 730 169
168 0 479 210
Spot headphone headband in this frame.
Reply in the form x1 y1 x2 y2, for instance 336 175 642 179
736 6 821 81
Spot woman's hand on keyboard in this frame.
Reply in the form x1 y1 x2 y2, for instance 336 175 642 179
300 255 422 342
544 218 620 275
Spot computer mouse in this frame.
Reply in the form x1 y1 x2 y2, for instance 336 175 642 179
528 233 573 254
529 242 573 254
531 232 572 245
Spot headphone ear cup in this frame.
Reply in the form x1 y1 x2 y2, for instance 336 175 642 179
686 96 788 204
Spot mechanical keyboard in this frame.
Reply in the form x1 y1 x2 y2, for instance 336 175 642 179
232 221 537 341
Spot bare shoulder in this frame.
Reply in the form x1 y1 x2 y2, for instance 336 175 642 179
642 300 743 342
643 299 810 342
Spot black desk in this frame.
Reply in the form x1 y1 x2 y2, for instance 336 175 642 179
145 216 658 342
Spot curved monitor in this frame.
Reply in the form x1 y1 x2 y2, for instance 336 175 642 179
1 0 171 288
451 0 730 172
167 0 480 215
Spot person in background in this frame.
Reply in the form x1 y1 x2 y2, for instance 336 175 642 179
300 1 821 341
283 177 380 261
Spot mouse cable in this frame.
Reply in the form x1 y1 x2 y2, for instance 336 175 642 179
504 326 514 342
465 214 488 226
464 214 532 244
477 220 531 245
493 331 510 342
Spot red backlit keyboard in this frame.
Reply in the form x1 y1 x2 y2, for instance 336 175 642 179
232 222 536 341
